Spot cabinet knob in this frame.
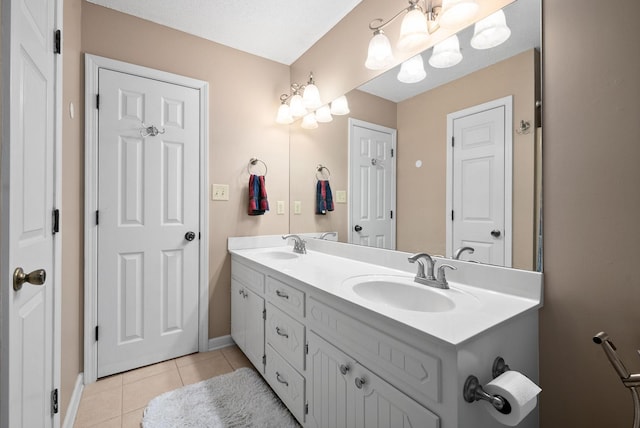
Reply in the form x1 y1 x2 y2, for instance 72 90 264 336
339 364 350 375
275 372 289 387
355 377 366 389
275 326 289 338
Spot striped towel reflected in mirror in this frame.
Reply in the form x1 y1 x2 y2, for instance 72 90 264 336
316 180 334 215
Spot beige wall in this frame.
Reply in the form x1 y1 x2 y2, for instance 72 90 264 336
397 49 538 270
540 0 640 426
289 89 396 240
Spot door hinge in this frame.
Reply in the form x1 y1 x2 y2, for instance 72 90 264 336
52 209 60 234
51 388 59 415
451 210 454 221
95 326 99 341
96 94 100 110
54 30 61 54
305 403 309 415
262 308 266 320
391 148 394 157
95 210 99 225
452 137 455 147
390 210 393 219
198 232 201 240
305 343 309 355
262 354 266 365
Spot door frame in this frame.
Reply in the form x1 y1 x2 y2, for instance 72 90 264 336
0 0 63 425
347 118 397 249
83 54 209 383
445 95 513 266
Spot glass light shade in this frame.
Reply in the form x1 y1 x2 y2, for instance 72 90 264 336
303 83 322 109
301 113 318 129
315 105 333 123
397 55 427 84
365 32 394 70
397 8 430 52
289 93 307 118
330 96 350 115
428 35 463 68
439 0 479 28
275 103 293 124
470 9 511 49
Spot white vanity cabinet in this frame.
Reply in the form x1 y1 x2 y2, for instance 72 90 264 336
306 332 439 428
230 260 265 372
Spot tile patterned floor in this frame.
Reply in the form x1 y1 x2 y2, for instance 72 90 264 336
73 345 252 428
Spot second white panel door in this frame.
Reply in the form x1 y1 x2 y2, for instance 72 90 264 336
97 69 201 377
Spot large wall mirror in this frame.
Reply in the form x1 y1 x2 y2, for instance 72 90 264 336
289 0 542 272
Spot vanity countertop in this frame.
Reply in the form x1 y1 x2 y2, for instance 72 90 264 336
229 240 543 347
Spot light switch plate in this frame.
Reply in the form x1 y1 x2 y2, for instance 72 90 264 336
277 200 285 215
211 184 229 201
294 201 302 215
335 190 347 203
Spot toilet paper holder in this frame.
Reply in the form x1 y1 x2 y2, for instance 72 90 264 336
463 357 513 414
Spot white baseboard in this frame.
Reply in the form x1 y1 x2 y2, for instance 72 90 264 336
208 335 235 351
62 373 84 428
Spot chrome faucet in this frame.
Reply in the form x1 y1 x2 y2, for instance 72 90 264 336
454 246 475 260
319 231 337 240
408 252 456 289
282 234 306 254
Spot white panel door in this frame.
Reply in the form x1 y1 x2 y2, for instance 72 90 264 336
97 69 200 377
451 105 507 265
349 120 396 249
1 0 58 426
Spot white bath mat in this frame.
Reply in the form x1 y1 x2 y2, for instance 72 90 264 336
142 367 300 428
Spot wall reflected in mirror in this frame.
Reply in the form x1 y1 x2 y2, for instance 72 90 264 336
289 0 541 272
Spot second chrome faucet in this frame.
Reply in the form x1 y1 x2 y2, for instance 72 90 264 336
408 253 456 289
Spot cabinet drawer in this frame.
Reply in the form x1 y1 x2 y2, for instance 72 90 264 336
265 344 305 424
308 297 442 404
266 303 305 372
266 276 304 318
231 259 264 294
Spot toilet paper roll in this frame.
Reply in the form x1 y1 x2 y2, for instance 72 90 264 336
482 371 542 426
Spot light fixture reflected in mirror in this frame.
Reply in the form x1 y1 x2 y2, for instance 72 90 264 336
470 9 511 49
330 96 350 115
429 35 463 68
276 72 348 128
315 105 333 123
439 0 479 28
398 54 427 83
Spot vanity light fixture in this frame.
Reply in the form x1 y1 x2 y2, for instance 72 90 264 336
428 34 463 68
398 54 427 83
275 73 349 128
365 0 480 71
470 9 511 49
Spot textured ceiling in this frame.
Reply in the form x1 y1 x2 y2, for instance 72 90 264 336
87 0 363 65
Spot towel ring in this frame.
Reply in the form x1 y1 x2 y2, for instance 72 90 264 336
248 158 267 176
316 164 331 180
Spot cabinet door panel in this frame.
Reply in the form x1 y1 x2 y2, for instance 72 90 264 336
355 364 440 428
244 287 265 372
230 280 246 352
307 332 356 428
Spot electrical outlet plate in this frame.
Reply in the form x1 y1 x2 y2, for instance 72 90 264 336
335 190 347 203
277 201 285 215
211 184 229 201
294 201 302 215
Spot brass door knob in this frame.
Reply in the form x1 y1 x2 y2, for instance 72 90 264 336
13 267 46 291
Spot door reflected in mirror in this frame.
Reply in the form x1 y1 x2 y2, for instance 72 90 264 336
289 0 541 272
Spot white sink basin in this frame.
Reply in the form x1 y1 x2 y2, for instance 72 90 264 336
255 250 299 260
343 275 479 313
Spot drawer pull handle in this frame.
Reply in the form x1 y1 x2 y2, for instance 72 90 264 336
275 327 289 338
355 377 366 389
275 290 289 299
276 372 289 386
339 364 350 375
